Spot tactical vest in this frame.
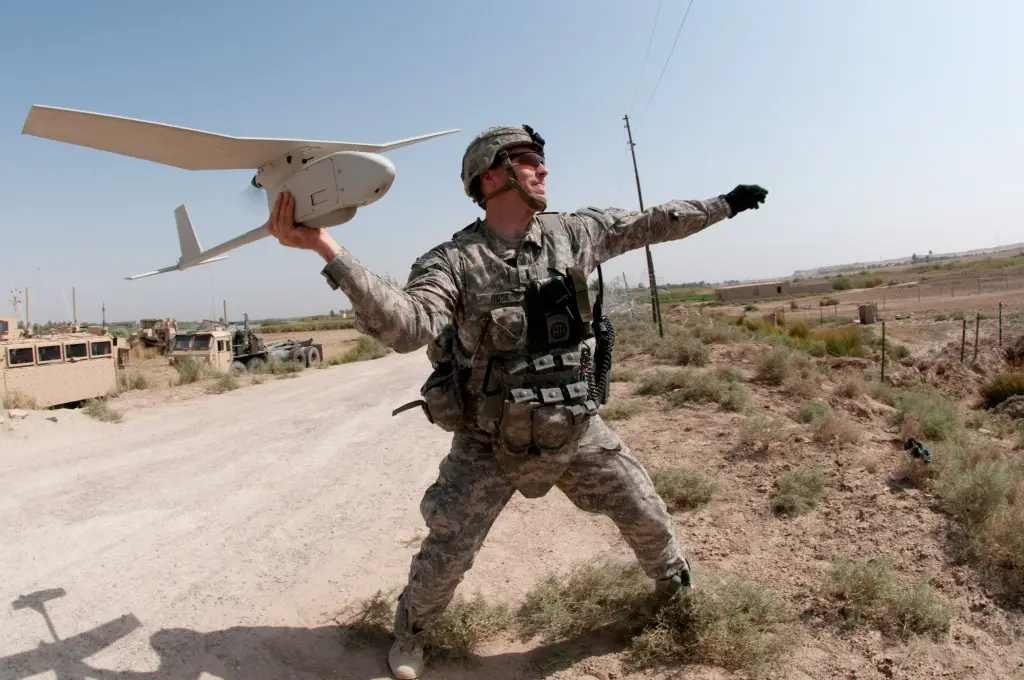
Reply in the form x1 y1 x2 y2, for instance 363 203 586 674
395 213 602 497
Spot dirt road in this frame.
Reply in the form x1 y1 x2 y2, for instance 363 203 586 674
0 351 636 679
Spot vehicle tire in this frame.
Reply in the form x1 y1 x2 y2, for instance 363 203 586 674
230 360 248 375
305 346 321 368
290 347 307 366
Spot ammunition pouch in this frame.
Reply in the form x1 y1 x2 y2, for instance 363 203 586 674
482 346 598 497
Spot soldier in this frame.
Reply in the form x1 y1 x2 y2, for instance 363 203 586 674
267 124 768 679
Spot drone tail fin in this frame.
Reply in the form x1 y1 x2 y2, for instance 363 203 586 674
175 205 202 261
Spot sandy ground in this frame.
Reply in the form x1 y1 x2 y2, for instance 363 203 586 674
0 349 643 680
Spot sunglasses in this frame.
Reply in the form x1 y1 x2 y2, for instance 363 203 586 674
496 150 546 169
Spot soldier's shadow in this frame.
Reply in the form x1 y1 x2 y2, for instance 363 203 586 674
3 619 625 680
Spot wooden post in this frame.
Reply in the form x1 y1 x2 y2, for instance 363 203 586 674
961 318 967 363
973 312 980 363
999 302 1003 346
881 320 886 383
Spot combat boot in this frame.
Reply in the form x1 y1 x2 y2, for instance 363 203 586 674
655 560 694 602
389 636 424 679
390 589 425 679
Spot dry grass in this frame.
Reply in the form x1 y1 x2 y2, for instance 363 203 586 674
770 466 830 517
811 413 861 446
205 372 240 394
889 388 961 442
650 466 718 512
82 399 122 423
331 336 390 365
341 590 511 661
117 371 149 392
515 561 652 643
755 346 793 385
344 561 798 678
821 557 954 639
796 399 831 424
738 408 789 456
979 371 1024 409
834 373 866 399
628 574 799 677
174 357 209 385
422 594 513 661
2 390 38 410
600 399 641 421
636 367 748 412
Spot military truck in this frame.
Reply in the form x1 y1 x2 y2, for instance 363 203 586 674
1 316 120 409
130 318 177 353
168 325 323 375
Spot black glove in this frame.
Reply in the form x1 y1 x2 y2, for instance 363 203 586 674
722 184 768 217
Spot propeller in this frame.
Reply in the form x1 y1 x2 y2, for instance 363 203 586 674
242 174 266 206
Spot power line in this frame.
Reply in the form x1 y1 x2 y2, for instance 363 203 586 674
628 0 664 116
638 0 697 124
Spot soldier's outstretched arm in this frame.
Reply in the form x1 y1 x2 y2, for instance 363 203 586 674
267 193 458 353
567 184 768 272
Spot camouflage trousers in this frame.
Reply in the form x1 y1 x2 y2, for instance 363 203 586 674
394 415 688 637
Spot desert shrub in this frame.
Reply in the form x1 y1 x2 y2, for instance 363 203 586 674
890 389 961 441
788 318 811 339
82 399 121 423
338 336 390 364
601 400 641 421
811 413 861 446
628 574 798 676
738 409 788 456
770 466 829 517
822 558 954 639
796 400 831 424
515 561 652 643
835 373 866 398
117 372 149 391
422 595 512 661
205 372 239 394
638 367 749 412
979 371 1024 409
650 467 718 512
755 346 793 385
655 330 709 367
2 390 38 409
174 357 209 385
812 326 867 357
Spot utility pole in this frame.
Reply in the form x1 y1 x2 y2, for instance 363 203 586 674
623 114 663 336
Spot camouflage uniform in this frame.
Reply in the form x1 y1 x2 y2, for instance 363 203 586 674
320 193 733 637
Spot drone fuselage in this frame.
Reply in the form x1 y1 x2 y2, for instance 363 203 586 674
253 149 396 229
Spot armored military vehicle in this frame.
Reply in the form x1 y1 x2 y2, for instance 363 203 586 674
168 325 322 375
1 316 120 409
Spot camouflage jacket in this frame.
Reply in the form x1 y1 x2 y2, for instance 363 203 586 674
321 196 731 393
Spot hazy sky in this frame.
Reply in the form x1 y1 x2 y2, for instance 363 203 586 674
2 0 1021 324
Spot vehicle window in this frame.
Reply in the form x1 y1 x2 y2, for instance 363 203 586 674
192 334 212 350
38 345 63 362
173 335 192 350
91 341 112 357
66 343 88 359
8 347 34 365
0 320 8 333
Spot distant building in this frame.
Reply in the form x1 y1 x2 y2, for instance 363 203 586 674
714 279 835 303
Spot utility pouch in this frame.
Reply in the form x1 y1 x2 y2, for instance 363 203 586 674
392 324 467 432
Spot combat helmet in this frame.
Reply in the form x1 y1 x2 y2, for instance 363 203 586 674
460 124 546 211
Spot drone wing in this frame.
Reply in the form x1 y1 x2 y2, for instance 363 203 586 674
22 105 460 171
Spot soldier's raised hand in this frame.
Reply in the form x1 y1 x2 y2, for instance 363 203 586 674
722 185 768 218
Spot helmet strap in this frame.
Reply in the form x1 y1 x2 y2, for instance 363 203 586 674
480 153 547 212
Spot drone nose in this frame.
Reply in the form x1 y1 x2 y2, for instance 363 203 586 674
335 152 396 207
